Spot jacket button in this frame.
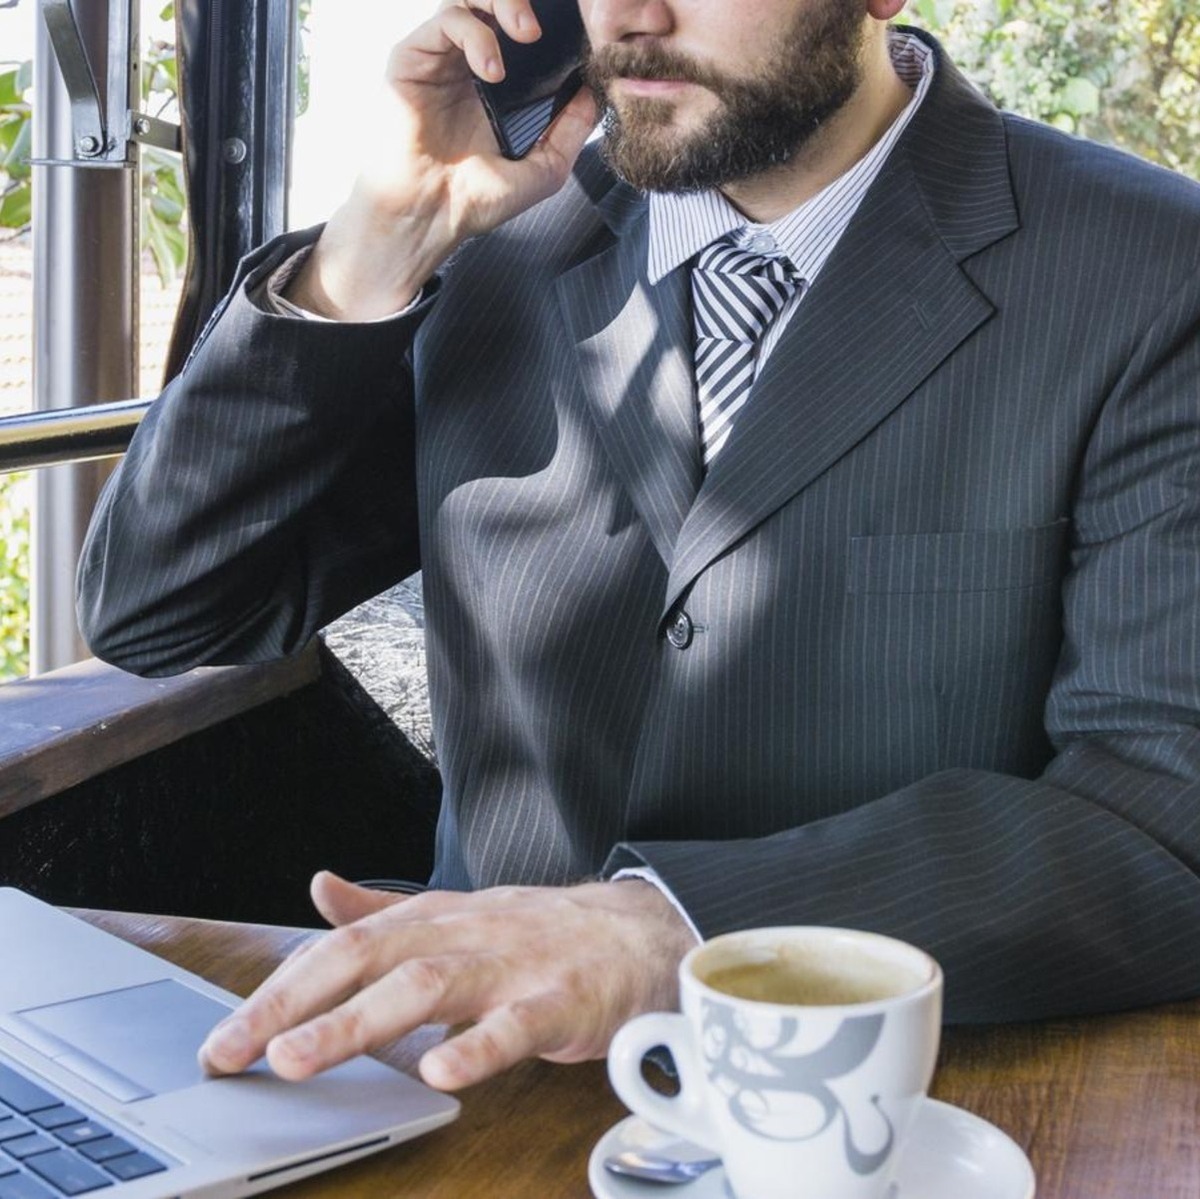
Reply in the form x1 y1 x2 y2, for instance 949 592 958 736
666 610 694 650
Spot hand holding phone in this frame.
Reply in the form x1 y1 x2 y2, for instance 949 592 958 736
286 1 595 320
474 0 587 158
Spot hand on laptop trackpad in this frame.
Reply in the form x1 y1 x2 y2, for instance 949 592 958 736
11 979 237 1101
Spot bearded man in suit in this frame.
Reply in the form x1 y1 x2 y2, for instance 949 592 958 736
78 0 1200 1090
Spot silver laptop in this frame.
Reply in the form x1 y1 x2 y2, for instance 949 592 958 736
0 888 460 1198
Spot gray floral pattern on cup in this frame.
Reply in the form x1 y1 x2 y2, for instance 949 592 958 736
701 999 895 1175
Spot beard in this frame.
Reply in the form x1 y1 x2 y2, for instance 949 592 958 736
584 1 865 193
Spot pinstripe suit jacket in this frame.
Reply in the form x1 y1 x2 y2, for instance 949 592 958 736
78 31 1200 1023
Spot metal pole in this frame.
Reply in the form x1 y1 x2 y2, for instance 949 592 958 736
0 398 150 473
166 0 295 378
31 0 139 674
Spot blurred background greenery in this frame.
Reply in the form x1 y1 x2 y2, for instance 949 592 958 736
909 0 1198 177
0 0 1196 680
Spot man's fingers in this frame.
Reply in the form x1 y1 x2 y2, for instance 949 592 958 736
408 1 540 86
204 881 694 1089
497 88 598 205
439 0 542 44
475 0 543 43
199 913 447 1075
418 990 577 1090
433 5 509 82
532 87 599 168
266 953 504 1081
310 871 407 927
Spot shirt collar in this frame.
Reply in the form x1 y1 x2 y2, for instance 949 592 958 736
647 29 935 285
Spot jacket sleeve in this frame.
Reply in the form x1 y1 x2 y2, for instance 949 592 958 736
76 230 432 676
608 265 1200 1025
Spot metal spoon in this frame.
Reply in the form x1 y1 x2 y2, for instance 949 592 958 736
604 1148 723 1185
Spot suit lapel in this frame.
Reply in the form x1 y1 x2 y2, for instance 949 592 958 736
557 206 702 569
663 43 1020 616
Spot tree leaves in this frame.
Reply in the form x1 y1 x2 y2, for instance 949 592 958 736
919 0 1199 172
0 40 187 274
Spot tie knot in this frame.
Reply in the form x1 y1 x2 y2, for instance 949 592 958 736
696 239 798 285
693 240 799 344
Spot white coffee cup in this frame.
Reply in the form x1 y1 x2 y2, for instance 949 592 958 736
607 927 942 1199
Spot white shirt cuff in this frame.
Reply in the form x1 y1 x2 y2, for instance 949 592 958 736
261 245 426 321
612 867 703 944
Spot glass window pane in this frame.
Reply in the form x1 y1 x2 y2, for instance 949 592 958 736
0 0 187 681
290 1 441 228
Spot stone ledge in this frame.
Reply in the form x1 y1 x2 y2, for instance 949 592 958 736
321 573 434 763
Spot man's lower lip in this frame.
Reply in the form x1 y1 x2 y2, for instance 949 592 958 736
614 78 692 96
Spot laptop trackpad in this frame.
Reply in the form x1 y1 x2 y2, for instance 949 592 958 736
11 979 235 1101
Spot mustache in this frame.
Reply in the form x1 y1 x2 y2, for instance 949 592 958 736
584 42 731 95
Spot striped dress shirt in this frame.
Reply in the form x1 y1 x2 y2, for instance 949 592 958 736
648 30 934 374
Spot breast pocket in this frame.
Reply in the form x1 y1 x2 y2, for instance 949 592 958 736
844 520 1070 777
846 521 1070 596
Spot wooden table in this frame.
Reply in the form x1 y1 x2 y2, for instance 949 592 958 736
75 910 1200 1199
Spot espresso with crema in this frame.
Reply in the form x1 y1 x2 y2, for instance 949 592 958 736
702 945 925 1006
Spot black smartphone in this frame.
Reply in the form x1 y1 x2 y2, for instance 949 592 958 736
474 1 587 160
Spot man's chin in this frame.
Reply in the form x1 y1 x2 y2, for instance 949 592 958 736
605 108 713 158
600 140 699 194
599 96 733 192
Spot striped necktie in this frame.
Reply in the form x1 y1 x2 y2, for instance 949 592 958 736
691 239 800 467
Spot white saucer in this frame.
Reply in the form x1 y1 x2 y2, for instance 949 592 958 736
588 1098 1035 1199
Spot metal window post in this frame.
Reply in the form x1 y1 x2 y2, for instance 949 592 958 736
31 0 139 673
166 0 296 377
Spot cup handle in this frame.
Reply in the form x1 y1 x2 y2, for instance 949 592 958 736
607 1013 721 1149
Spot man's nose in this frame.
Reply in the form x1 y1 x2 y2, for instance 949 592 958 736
582 0 675 44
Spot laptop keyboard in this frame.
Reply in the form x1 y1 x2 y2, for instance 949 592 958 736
0 1060 171 1196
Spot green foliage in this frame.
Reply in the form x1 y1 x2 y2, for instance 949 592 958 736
296 0 314 117
0 57 32 230
140 2 187 282
0 38 188 280
141 142 188 284
907 0 1200 178
0 473 30 681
